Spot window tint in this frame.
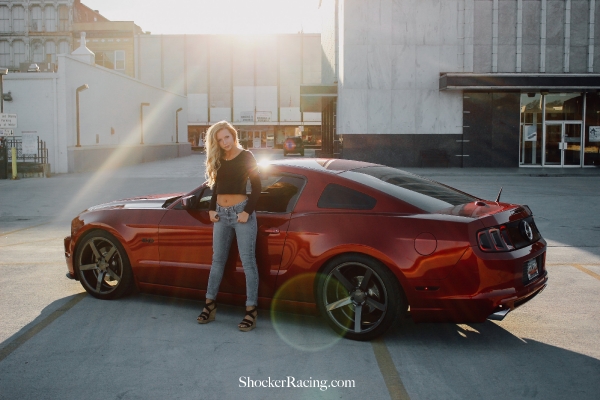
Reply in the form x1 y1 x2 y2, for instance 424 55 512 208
191 173 305 213
340 166 476 213
317 183 377 210
249 174 306 213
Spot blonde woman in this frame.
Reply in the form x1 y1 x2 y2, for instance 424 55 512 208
197 121 261 332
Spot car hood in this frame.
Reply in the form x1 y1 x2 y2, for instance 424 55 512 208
84 193 185 211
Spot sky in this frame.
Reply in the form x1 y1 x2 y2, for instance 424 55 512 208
80 0 322 35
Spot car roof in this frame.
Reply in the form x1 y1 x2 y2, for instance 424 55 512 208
267 158 379 174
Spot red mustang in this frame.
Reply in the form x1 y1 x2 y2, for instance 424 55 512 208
64 159 547 340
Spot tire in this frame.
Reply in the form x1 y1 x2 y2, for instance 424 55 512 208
74 230 134 300
316 254 405 341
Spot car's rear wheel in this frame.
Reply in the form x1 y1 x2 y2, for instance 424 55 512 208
75 230 134 300
316 254 405 341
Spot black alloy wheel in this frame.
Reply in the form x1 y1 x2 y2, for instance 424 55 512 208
316 254 406 341
75 230 134 300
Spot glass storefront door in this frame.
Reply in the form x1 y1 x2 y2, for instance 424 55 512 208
544 122 582 166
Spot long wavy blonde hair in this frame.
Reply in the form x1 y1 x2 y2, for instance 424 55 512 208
204 120 241 188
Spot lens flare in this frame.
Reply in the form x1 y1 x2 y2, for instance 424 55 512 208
270 273 343 351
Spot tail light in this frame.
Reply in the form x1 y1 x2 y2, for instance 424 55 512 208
477 225 515 252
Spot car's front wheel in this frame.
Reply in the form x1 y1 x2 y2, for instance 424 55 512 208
75 230 134 300
316 254 406 341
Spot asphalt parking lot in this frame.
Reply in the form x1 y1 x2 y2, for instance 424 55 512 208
1 152 599 399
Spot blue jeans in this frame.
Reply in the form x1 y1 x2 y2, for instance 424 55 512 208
205 199 259 306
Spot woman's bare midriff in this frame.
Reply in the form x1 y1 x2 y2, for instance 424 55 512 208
217 194 248 208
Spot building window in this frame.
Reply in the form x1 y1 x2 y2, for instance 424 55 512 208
584 93 600 166
31 41 44 63
58 40 70 55
0 6 10 32
95 51 114 69
45 6 57 32
31 6 43 32
115 50 125 70
519 93 543 166
45 41 56 64
12 6 25 32
0 41 10 68
13 40 26 68
58 6 69 31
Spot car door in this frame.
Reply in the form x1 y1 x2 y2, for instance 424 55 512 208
156 172 306 300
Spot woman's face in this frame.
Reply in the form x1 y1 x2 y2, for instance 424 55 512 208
216 128 235 152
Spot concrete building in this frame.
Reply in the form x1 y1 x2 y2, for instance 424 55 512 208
319 0 600 168
0 0 109 72
134 33 323 149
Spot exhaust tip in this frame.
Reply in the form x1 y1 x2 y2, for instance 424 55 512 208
488 308 511 321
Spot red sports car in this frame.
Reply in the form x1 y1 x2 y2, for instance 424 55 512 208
64 159 547 340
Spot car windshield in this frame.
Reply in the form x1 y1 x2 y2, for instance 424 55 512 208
340 166 477 213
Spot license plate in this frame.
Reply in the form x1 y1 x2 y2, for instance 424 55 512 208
525 258 539 281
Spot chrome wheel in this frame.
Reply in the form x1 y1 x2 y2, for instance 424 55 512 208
317 254 404 340
75 231 133 300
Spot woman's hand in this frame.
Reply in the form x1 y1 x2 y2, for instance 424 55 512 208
209 210 220 223
237 211 249 223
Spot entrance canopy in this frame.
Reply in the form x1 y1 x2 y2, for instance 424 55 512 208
439 73 600 91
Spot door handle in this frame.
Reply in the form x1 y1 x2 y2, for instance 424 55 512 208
260 227 280 235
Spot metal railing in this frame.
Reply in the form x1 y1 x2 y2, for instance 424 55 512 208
3 136 48 164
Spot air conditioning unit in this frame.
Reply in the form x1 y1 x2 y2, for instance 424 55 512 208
18 62 55 72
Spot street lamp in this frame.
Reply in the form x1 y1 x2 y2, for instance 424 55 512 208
0 69 8 113
76 84 89 147
140 102 150 144
175 107 183 144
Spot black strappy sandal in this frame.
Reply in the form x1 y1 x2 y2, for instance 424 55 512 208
238 306 258 332
197 300 217 324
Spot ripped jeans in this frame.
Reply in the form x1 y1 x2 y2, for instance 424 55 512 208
205 199 259 306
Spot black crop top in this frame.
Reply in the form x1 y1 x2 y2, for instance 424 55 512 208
209 149 261 214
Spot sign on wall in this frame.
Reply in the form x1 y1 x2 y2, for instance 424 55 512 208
0 129 14 136
589 126 600 142
524 125 537 142
240 111 254 123
256 111 271 123
21 131 38 155
0 113 17 128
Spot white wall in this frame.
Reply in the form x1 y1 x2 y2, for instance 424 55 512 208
4 74 58 169
5 55 187 174
338 0 462 135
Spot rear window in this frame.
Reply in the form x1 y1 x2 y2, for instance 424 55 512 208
317 183 377 210
340 166 476 213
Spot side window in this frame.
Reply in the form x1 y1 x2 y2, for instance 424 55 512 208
249 174 306 213
317 183 377 210
172 187 210 210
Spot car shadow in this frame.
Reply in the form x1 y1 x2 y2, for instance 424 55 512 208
381 315 600 399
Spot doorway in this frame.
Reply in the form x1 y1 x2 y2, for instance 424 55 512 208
544 122 582 166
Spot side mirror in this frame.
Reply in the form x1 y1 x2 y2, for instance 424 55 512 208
181 195 196 210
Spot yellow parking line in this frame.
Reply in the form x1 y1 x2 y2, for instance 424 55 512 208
571 264 600 281
0 293 87 363
372 338 411 400
0 222 51 236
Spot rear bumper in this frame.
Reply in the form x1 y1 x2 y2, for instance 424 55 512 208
410 239 548 323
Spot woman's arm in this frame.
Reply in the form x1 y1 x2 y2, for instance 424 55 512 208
242 153 261 215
